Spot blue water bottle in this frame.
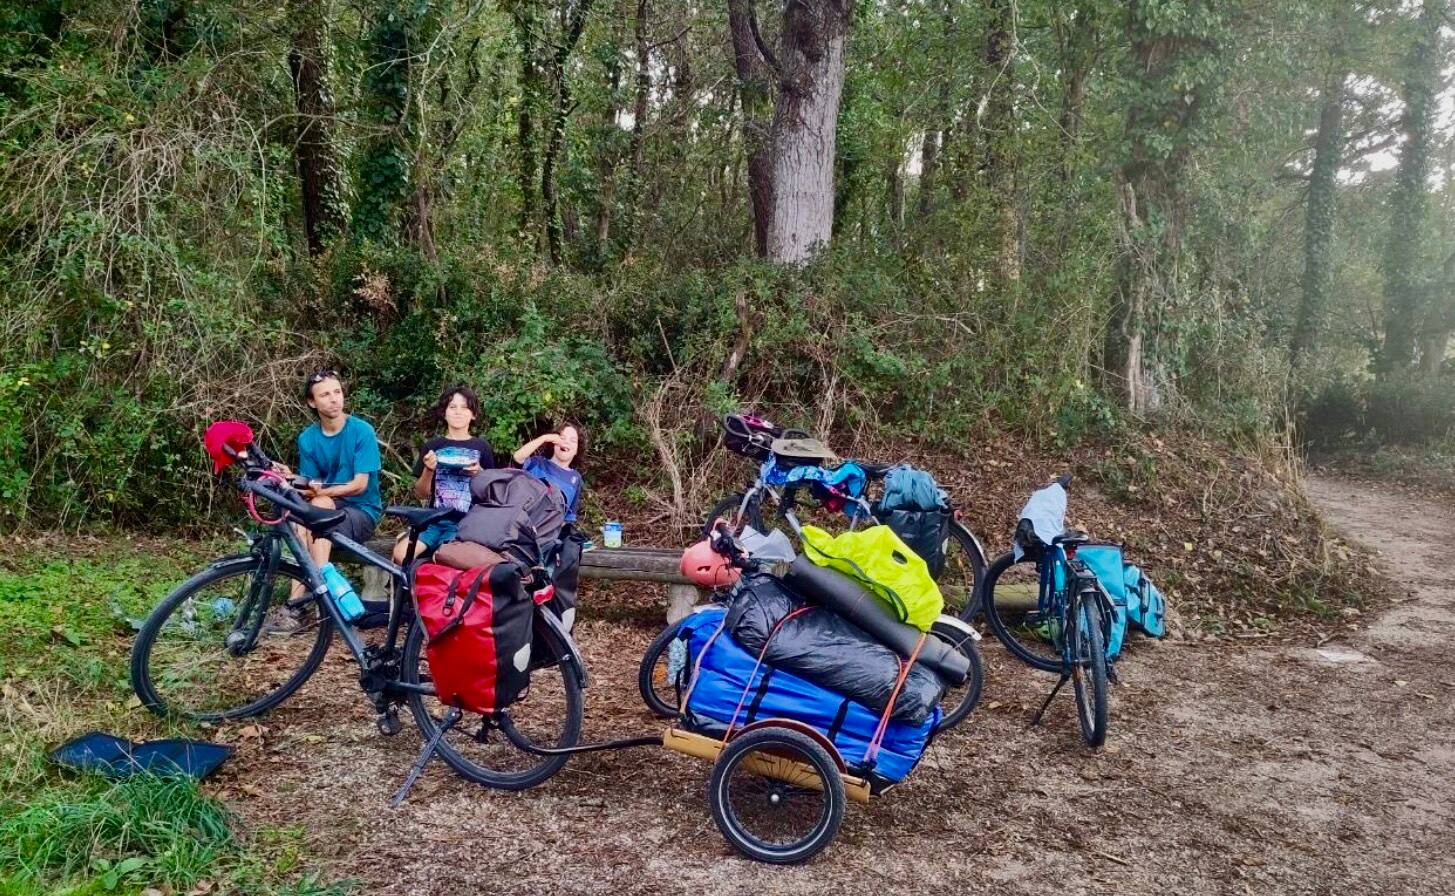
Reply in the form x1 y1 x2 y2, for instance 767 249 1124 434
320 563 365 623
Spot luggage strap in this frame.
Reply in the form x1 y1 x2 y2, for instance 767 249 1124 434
722 605 816 743
427 567 492 646
863 631 927 766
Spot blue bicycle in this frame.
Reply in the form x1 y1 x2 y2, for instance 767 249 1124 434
978 474 1113 747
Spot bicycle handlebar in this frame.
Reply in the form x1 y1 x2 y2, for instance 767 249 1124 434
240 477 313 517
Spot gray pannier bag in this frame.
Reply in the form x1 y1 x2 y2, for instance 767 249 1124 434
455 468 566 567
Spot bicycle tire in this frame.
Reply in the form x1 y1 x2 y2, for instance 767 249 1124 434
130 556 333 722
638 617 688 718
928 618 984 731
402 616 584 791
940 520 989 620
704 492 767 537
708 726 846 865
1070 590 1110 748
979 551 1061 673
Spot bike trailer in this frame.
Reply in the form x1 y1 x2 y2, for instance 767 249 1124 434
680 607 940 789
1076 544 1167 646
412 562 535 714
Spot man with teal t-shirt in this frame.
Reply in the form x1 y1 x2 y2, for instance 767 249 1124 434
272 370 382 601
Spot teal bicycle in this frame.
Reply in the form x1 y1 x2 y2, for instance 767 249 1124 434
978 474 1114 747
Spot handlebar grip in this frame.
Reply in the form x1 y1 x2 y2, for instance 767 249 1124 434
243 479 311 516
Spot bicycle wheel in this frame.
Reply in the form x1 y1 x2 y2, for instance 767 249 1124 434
938 520 988 620
928 618 984 731
638 617 688 718
704 492 766 537
708 726 846 865
1070 590 1109 748
130 556 333 722
979 551 1061 673
402 615 583 791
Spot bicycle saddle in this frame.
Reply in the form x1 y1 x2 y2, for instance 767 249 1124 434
384 506 456 530
291 502 346 532
1053 529 1090 546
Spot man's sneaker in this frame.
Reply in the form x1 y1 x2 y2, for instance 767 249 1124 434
261 605 304 634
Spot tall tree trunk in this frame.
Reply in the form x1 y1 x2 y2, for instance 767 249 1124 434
1101 0 1221 412
621 0 651 249
917 129 941 218
288 0 344 255
765 0 854 264
1417 248 1455 374
916 0 955 220
1108 180 1152 412
983 0 1019 284
1378 0 1445 375
512 8 543 242
1291 59 1349 366
352 0 415 243
727 0 775 256
541 0 594 266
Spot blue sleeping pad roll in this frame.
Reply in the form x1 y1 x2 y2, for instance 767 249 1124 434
680 607 939 788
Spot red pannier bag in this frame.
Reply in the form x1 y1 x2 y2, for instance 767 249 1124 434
412 562 534 714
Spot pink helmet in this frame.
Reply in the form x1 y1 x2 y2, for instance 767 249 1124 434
680 539 740 590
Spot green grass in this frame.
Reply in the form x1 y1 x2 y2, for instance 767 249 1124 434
0 774 353 895
0 536 350 896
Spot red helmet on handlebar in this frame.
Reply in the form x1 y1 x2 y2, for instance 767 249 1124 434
680 539 741 589
204 420 255 473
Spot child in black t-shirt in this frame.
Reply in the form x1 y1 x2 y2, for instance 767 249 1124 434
393 385 494 563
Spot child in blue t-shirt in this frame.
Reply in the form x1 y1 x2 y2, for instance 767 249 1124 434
393 385 494 563
513 423 585 522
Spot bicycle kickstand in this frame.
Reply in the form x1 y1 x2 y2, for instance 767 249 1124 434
1028 674 1070 728
391 706 462 807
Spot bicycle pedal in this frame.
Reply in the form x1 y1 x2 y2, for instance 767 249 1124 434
376 709 402 736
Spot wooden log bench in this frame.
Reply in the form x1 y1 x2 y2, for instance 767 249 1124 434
353 539 706 624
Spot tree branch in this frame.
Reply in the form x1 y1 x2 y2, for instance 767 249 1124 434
747 0 781 74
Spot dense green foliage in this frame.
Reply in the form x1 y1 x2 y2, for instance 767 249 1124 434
1 0 1451 528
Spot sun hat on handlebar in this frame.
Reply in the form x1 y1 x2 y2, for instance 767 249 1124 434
203 420 255 473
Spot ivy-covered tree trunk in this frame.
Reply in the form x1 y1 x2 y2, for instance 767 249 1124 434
351 0 415 243
287 0 344 255
620 0 651 250
1102 0 1222 413
1291 57 1349 367
1378 0 1445 375
541 0 594 266
727 0 775 256
510 4 544 244
765 0 853 264
983 0 1019 285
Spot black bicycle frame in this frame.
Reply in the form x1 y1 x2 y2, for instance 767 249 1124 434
249 522 435 699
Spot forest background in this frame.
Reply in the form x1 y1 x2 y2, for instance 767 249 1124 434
3 0 1453 532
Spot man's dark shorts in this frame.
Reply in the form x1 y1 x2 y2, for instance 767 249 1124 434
330 506 378 544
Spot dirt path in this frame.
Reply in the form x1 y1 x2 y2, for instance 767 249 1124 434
221 475 1455 895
